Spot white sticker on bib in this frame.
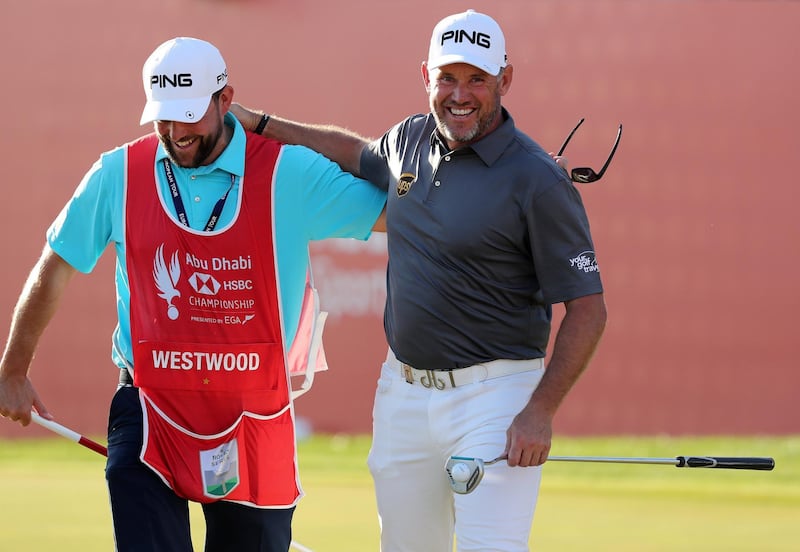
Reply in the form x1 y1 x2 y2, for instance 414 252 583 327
201 439 240 498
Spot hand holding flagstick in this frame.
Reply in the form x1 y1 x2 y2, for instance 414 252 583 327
31 411 108 456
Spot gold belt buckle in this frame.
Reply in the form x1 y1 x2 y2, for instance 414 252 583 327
402 364 457 389
420 370 457 389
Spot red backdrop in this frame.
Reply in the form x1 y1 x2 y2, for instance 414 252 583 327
1 0 798 439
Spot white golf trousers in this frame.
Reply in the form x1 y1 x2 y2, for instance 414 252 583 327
368 350 545 552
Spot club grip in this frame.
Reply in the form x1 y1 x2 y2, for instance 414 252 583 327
676 456 775 470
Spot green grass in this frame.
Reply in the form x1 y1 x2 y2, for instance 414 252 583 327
1 434 798 551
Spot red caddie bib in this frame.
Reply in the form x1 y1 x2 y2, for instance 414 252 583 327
125 134 300 507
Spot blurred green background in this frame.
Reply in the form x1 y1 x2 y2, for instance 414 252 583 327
1 434 797 551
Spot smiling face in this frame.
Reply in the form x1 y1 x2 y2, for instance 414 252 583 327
422 62 513 150
154 85 233 168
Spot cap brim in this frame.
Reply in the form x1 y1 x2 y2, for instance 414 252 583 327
139 95 212 125
427 54 501 76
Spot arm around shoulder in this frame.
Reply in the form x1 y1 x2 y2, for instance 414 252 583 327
230 103 370 176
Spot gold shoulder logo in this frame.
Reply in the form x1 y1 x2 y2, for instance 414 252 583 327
396 173 416 197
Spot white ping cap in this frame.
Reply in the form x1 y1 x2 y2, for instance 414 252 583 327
427 10 507 76
140 37 228 125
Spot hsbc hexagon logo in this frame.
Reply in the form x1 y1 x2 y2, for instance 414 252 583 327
189 272 221 295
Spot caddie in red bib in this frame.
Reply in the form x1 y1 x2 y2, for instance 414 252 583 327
0 34 386 551
126 134 299 507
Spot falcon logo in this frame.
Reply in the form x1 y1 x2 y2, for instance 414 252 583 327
153 244 182 320
396 173 416 197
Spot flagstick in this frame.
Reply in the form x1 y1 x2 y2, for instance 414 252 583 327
31 412 108 457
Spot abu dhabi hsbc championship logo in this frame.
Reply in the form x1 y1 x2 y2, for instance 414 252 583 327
153 244 181 320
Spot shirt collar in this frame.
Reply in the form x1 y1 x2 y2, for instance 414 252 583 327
155 112 245 177
429 108 516 167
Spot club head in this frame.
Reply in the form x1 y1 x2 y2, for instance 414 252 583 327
445 456 485 494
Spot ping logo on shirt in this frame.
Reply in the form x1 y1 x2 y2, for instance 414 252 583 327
397 173 416 197
440 30 492 49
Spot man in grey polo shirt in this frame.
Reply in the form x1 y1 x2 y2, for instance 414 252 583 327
234 9 606 551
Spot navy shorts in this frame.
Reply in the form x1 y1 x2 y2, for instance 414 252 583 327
105 386 294 552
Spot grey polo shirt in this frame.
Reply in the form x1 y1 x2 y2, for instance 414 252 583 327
361 109 603 370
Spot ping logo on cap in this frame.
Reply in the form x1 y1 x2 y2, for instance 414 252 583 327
150 73 194 88
149 69 227 90
139 37 229 125
427 10 506 76
440 30 492 50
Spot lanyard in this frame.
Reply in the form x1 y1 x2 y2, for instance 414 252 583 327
161 158 236 232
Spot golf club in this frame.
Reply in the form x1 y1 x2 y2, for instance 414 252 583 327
446 453 775 494
31 412 314 551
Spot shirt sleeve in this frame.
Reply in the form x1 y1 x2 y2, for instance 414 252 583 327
46 147 125 274
360 138 393 193
360 116 421 193
275 145 386 242
528 179 604 304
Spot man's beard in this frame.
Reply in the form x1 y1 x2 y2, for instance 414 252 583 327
435 100 501 146
161 126 223 168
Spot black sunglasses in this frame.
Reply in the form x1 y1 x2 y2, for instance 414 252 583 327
557 118 623 183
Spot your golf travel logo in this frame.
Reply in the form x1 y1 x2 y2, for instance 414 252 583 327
569 251 599 273
153 244 182 320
